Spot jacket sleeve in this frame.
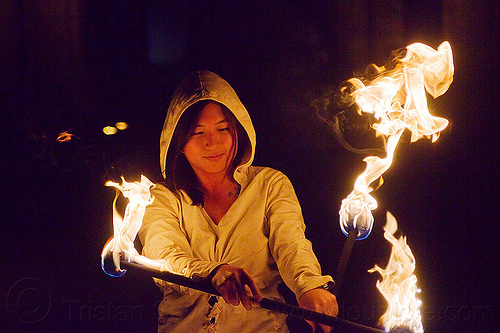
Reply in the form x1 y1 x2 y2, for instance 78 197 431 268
265 172 333 300
138 184 221 289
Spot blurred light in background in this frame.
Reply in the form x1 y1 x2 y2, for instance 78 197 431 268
103 126 118 135
103 122 129 135
115 122 129 130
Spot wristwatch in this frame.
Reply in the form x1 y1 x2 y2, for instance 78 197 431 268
322 281 335 293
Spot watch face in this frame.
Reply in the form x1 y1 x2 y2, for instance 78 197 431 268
323 281 335 291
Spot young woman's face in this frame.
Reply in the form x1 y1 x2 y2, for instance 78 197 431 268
183 102 236 178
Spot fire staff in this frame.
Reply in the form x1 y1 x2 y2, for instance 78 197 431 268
138 70 338 332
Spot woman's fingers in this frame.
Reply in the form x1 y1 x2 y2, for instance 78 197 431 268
211 264 261 310
244 274 262 302
298 287 339 333
225 280 240 306
216 272 239 306
225 269 252 309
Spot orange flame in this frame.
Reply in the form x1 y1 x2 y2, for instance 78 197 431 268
56 131 75 142
339 42 454 239
101 175 164 274
369 212 423 333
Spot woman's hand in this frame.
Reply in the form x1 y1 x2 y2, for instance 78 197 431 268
211 264 262 310
298 287 339 333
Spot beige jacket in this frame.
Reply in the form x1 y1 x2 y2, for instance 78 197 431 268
139 71 332 332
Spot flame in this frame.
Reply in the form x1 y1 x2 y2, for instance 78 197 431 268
56 131 75 142
368 212 423 332
101 175 164 275
339 42 454 239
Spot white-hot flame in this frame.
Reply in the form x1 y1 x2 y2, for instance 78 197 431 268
369 212 423 332
339 42 454 239
101 175 164 275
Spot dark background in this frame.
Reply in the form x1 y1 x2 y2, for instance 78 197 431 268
1 1 498 332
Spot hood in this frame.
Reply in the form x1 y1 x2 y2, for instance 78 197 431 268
160 70 256 184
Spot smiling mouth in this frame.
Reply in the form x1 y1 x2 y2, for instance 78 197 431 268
205 154 224 161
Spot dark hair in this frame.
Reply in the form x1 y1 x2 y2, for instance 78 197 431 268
164 100 250 206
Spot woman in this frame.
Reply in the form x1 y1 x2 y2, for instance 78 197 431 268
139 70 338 332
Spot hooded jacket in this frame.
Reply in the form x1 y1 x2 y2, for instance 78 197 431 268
139 71 332 332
